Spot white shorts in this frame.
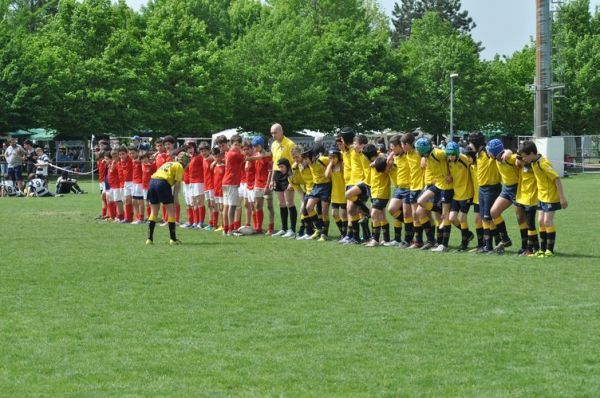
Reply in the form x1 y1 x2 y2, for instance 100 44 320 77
204 189 214 201
183 184 194 206
99 182 104 193
123 181 134 197
246 188 255 203
222 185 240 206
133 183 143 198
214 196 223 204
190 182 204 197
110 188 123 202
143 189 148 201
254 187 266 199
238 182 247 199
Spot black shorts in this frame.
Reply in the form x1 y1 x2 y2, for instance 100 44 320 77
408 189 422 204
538 201 561 212
356 182 371 202
371 198 388 210
392 187 410 201
307 183 332 203
273 171 289 192
331 202 347 210
479 184 501 221
500 184 518 204
516 202 537 212
451 198 472 213
147 178 174 205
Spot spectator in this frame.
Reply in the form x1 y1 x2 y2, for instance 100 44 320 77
5 138 25 191
56 171 86 194
0 141 7 178
23 139 36 174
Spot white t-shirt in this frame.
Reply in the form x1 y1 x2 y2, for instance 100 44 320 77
5 145 24 167
28 178 49 196
1 180 21 197
36 154 50 176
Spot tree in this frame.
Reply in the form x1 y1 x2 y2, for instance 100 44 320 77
391 0 475 46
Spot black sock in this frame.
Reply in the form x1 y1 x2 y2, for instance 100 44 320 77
405 222 414 243
476 227 484 247
352 220 360 240
484 228 492 250
520 228 528 250
460 227 469 249
394 226 402 242
148 220 156 241
382 223 390 243
336 220 344 235
436 226 443 245
540 230 547 252
547 230 556 252
321 220 330 236
496 220 509 242
288 206 297 232
415 225 423 244
168 222 177 240
372 225 381 242
443 225 451 247
423 221 434 243
360 217 371 241
280 207 288 231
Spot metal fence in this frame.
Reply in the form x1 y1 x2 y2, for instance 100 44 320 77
517 135 600 173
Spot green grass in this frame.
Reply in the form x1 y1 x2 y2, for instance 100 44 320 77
1 175 600 397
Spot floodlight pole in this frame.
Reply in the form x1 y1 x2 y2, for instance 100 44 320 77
450 73 459 141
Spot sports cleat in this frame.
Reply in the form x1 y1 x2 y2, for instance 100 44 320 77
265 229 274 236
160 222 168 227
364 239 380 247
180 223 192 229
342 238 360 245
494 239 512 251
169 239 182 245
203 225 214 231
282 230 296 239
272 230 286 237
468 247 481 253
318 235 328 242
295 234 306 240
309 230 321 240
431 244 448 252
145 239 153 245
383 240 401 247
420 242 435 250
298 234 313 240
131 220 143 225
407 242 423 249
519 250 533 257
477 247 493 254
544 250 555 258
338 236 351 244
214 226 224 232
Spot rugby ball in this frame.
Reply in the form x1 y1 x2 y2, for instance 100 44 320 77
237 225 255 235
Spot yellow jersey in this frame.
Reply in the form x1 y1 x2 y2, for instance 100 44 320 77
360 153 372 186
470 163 480 205
496 153 519 186
531 155 560 203
516 164 538 206
342 148 353 186
406 149 425 191
151 161 183 186
370 166 391 200
393 153 410 189
449 154 473 201
476 149 500 186
349 148 366 185
289 161 304 192
271 136 295 165
426 148 452 190
330 165 346 204
310 155 331 185
301 165 314 194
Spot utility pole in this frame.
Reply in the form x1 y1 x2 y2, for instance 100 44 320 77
450 73 458 141
535 0 552 137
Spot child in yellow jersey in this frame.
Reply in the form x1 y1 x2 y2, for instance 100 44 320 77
365 155 392 247
301 145 332 241
146 150 191 245
414 137 452 251
335 128 358 243
325 148 347 238
446 142 476 251
402 132 427 248
515 159 540 256
386 134 413 247
343 134 372 244
519 141 568 257
468 132 501 254
467 151 485 251
486 139 522 252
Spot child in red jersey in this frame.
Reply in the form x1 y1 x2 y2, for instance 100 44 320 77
141 152 156 219
117 146 134 223
131 147 145 224
96 149 109 219
221 135 246 235
212 148 225 231
251 136 274 234
201 143 216 230
235 140 254 232
245 142 257 232
181 144 194 228
108 150 124 221
187 141 205 228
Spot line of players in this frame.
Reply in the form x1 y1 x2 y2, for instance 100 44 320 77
96 127 568 257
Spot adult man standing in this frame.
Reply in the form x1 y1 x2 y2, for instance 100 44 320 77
5 138 25 191
268 123 297 238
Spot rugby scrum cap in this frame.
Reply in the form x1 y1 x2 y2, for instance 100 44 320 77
362 144 378 160
486 138 504 158
468 131 485 148
328 148 341 157
445 141 460 157
415 137 432 156
251 136 265 148
176 151 191 167
374 156 387 173
277 158 291 170
336 127 355 145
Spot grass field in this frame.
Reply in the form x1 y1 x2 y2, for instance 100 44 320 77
2 174 600 397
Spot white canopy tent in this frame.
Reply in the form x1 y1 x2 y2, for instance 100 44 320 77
211 128 243 147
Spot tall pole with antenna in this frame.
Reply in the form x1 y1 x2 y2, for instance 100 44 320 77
535 0 552 137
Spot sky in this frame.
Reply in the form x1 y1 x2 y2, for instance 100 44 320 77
124 0 600 60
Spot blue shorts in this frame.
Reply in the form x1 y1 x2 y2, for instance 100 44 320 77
371 198 389 210
331 202 347 210
500 184 518 204
408 189 422 204
147 178 174 205
393 187 410 201
473 204 480 214
7 166 23 182
451 199 472 213
538 201 561 212
479 184 501 221
308 183 332 203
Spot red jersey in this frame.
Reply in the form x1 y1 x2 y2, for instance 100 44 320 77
98 159 107 183
120 155 133 183
246 160 256 190
255 154 272 189
203 157 213 190
188 155 204 183
183 166 190 184
108 161 121 189
132 159 143 184
155 152 171 168
222 149 245 186
213 164 225 197
141 162 156 190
